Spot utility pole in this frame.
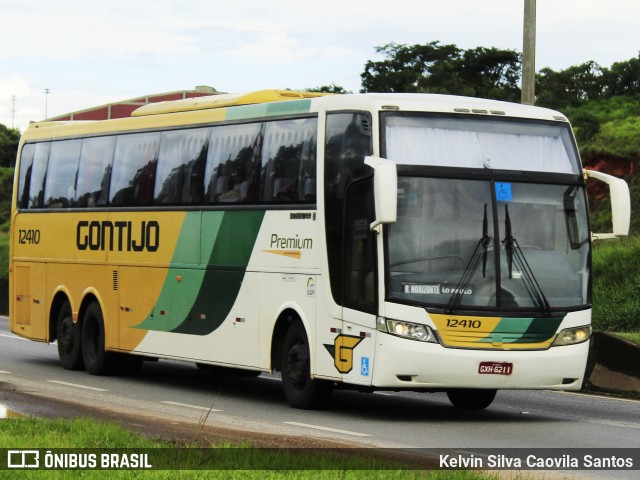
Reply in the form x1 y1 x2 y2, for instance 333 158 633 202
11 95 16 129
521 0 536 105
44 88 51 119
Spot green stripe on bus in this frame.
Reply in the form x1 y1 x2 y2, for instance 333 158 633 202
225 99 312 121
478 317 563 344
135 210 265 335
171 210 265 335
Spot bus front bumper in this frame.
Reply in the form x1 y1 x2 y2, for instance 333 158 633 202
371 333 590 391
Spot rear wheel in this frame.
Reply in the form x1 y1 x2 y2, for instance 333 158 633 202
81 302 109 375
446 389 497 410
81 302 142 376
281 321 332 409
56 300 84 370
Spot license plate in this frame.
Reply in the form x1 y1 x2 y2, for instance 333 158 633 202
478 361 513 375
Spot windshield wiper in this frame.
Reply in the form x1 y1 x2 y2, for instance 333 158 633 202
502 204 551 314
447 204 493 313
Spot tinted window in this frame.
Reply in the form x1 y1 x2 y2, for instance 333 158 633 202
44 140 82 208
110 132 160 206
28 142 51 208
76 136 115 207
155 128 209 205
344 178 377 313
260 118 317 203
324 113 372 305
205 123 263 203
17 143 36 209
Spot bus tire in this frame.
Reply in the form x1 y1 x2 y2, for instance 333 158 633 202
281 321 332 409
81 302 111 375
446 389 497 410
56 300 84 371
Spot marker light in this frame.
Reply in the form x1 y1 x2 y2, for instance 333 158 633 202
552 325 592 346
377 317 438 343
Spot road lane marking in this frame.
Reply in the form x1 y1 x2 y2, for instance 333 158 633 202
160 401 222 412
0 333 29 341
283 421 371 437
47 380 108 392
0 370 11 374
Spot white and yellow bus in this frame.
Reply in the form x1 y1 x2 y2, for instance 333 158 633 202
10 90 630 409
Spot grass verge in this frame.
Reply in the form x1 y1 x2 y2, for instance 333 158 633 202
591 235 640 332
0 416 507 480
613 332 640 345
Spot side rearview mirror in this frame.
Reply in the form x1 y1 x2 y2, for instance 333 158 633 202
364 156 397 231
584 169 631 240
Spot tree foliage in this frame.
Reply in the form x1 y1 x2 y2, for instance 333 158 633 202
360 41 521 101
360 41 640 111
303 83 352 94
536 55 640 109
0 124 20 168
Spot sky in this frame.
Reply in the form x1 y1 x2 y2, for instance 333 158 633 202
1 0 639 131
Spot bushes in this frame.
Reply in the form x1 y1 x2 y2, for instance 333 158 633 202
0 167 13 232
591 235 640 332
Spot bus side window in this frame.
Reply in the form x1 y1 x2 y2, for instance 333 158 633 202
110 132 160 206
44 139 82 208
76 136 115 207
17 143 36 209
28 142 51 209
260 118 317 203
204 123 263 204
155 127 210 205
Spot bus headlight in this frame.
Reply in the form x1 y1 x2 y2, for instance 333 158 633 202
552 325 592 346
377 317 438 343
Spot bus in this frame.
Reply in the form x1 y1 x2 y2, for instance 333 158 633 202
10 90 630 410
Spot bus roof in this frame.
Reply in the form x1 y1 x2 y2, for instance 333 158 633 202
20 91 569 142
131 90 329 116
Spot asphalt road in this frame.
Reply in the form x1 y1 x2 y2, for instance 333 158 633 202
1 316 639 478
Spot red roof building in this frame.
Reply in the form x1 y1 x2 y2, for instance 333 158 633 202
49 85 222 121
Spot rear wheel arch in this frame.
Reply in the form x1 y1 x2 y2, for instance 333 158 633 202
49 291 73 342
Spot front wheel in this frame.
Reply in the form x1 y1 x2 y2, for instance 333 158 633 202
446 389 497 410
281 322 332 409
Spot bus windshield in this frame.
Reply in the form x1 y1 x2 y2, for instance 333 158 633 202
383 114 581 174
384 115 590 313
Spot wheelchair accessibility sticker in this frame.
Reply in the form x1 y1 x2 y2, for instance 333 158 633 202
361 356 370 376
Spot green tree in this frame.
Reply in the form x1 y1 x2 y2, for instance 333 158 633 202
536 61 607 109
604 54 640 96
360 42 461 93
0 123 20 168
303 83 352 94
456 46 521 101
360 41 521 101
